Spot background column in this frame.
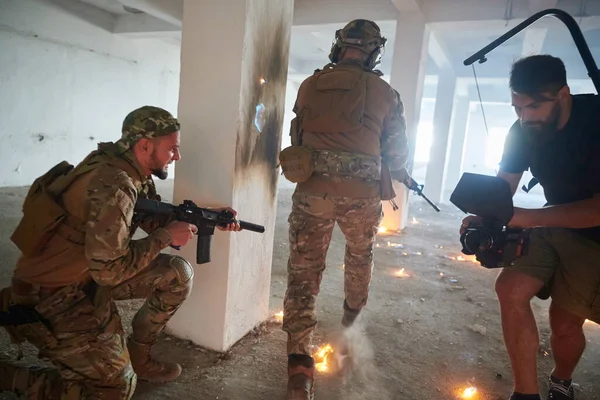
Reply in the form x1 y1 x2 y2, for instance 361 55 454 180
168 0 294 351
424 69 456 204
383 11 430 232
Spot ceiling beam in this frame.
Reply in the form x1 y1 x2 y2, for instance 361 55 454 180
113 13 180 36
518 0 558 55
521 27 549 56
46 0 115 32
528 0 558 15
424 0 599 25
428 31 452 70
391 0 423 13
117 0 182 27
292 0 399 26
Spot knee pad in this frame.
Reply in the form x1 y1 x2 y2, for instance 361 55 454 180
169 256 194 284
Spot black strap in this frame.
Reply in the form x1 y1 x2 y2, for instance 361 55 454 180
0 305 46 327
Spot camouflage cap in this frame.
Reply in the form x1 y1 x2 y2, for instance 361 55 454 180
118 105 180 150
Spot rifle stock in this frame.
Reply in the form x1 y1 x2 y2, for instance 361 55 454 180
134 198 265 264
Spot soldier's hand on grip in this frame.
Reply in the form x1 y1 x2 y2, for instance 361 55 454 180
166 221 198 247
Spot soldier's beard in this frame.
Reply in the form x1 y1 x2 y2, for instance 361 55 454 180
149 151 169 180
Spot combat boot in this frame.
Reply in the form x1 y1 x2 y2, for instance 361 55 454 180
127 336 181 383
341 300 360 327
286 355 315 400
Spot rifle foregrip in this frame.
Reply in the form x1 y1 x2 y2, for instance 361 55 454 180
196 235 211 264
239 221 265 233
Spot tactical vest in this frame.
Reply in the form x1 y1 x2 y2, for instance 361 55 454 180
10 143 147 286
279 62 396 198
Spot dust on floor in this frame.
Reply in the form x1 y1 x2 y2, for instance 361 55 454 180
1 183 599 400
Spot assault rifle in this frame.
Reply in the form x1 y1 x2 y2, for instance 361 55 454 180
134 198 265 264
405 179 440 212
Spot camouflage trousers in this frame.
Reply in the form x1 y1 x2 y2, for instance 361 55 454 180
282 192 382 356
1 254 193 400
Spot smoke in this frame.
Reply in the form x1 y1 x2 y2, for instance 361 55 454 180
334 321 393 400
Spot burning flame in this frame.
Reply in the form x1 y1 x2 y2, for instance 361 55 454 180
449 254 479 264
313 344 334 372
395 268 409 277
273 311 283 323
460 387 478 399
378 226 388 233
259 77 267 85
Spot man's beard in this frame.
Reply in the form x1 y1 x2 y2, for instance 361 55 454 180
522 102 562 141
149 152 169 180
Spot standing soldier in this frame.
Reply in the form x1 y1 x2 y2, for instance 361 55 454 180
278 19 411 399
0 106 241 399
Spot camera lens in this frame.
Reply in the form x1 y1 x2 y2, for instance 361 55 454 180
461 229 494 254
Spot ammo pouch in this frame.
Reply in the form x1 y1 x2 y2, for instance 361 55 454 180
279 145 314 183
312 149 381 181
10 161 75 257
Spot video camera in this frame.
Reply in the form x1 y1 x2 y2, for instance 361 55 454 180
449 173 529 268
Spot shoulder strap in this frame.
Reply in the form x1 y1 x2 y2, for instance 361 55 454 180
47 149 143 197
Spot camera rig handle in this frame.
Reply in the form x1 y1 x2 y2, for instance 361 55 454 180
463 8 600 94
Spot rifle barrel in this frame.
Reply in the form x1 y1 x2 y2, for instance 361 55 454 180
420 193 441 212
239 220 265 233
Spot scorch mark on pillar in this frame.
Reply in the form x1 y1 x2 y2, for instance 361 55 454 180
234 0 293 199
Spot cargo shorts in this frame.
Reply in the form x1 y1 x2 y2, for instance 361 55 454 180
511 227 600 322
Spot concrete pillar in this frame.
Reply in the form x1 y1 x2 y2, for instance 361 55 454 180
443 95 470 199
167 0 293 352
383 11 430 232
424 69 456 204
462 105 488 175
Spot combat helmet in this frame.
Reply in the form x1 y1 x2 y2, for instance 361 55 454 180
328 19 387 70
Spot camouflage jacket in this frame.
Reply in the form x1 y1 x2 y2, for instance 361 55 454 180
13 142 173 287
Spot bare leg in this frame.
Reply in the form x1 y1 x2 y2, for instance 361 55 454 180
495 269 545 394
548 301 586 381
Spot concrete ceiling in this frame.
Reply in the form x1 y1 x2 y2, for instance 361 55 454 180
49 0 600 92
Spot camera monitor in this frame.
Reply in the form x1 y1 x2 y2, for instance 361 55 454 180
450 172 515 226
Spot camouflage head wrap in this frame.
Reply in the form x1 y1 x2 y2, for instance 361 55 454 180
117 106 180 150
329 19 387 70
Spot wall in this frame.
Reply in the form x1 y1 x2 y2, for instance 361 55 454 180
0 0 181 187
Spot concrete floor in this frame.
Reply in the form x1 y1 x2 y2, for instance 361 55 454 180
1 180 599 400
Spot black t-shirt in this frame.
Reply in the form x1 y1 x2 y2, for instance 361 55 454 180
499 94 600 241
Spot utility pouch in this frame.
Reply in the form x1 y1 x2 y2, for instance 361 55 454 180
10 161 74 257
279 145 314 183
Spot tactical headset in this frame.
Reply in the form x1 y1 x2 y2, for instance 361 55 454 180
328 19 387 70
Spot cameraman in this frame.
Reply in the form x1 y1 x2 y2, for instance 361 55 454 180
461 55 600 400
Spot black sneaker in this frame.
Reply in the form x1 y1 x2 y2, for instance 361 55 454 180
547 377 575 400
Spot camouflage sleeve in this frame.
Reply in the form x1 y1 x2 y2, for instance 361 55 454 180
84 167 172 287
381 88 409 172
136 180 176 233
